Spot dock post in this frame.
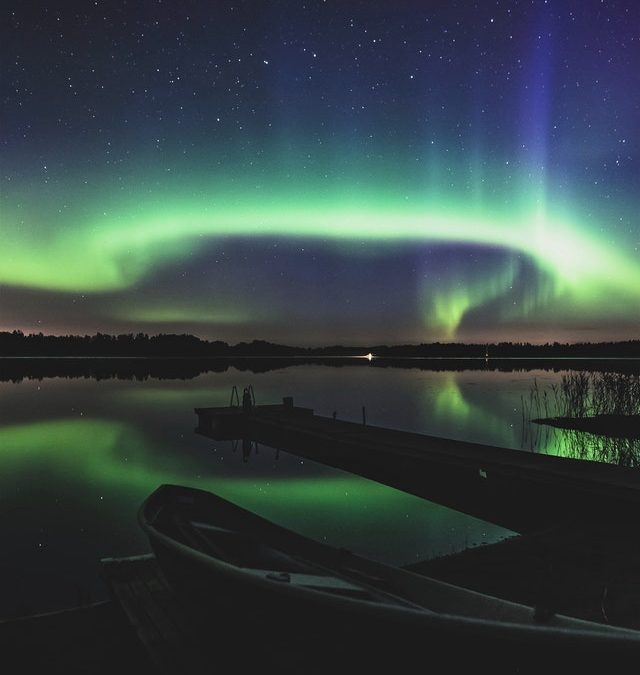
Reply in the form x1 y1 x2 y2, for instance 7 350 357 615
362 406 366 426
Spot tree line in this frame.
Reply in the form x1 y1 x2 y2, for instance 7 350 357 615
1 330 639 358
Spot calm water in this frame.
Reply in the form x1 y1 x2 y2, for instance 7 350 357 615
0 362 625 619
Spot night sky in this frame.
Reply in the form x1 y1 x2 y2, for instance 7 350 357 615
2 0 639 345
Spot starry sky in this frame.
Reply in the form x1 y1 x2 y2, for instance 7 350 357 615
2 0 639 345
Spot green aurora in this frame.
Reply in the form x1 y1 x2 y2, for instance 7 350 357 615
3 1 639 343
3 181 639 341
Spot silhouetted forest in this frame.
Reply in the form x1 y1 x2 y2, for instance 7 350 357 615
2 356 640 384
2 331 640 383
2 330 639 358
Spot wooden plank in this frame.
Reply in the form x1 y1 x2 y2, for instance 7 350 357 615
101 554 316 673
102 556 192 672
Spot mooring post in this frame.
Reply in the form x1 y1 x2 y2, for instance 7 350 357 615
362 406 366 426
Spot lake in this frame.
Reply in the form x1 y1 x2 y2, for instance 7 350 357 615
0 359 634 619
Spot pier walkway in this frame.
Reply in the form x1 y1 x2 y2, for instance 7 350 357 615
195 400 640 533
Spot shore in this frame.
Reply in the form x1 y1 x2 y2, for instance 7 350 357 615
0 602 153 674
3 535 639 674
534 414 640 440
408 520 640 630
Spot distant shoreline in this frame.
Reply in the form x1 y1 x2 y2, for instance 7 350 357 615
2 331 639 359
2 355 640 361
2 354 639 383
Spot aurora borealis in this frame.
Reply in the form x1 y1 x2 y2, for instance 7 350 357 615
2 1 639 343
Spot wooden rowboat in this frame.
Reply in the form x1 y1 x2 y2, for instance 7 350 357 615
139 484 640 666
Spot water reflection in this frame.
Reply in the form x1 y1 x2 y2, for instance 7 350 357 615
537 426 640 467
519 374 640 466
0 368 518 619
2 362 636 620
427 372 523 448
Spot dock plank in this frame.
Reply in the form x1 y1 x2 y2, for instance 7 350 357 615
102 555 199 672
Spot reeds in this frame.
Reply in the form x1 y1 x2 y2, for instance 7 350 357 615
553 372 640 419
561 429 640 468
521 378 554 450
522 371 640 465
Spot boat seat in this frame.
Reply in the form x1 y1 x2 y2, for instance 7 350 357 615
191 521 321 573
243 569 378 601
170 516 231 562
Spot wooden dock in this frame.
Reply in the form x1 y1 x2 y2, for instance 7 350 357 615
101 555 194 672
195 401 640 533
100 554 328 673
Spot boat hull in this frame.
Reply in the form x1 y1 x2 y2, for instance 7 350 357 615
139 484 640 666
